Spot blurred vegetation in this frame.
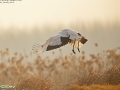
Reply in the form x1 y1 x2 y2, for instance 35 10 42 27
0 19 120 58
0 45 120 90
0 20 120 89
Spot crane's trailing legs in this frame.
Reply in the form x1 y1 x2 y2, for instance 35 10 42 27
77 41 80 52
72 40 76 54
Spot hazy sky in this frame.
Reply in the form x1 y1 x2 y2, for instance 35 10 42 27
0 0 120 30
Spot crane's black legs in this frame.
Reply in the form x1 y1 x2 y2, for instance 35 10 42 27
77 41 80 52
72 40 76 54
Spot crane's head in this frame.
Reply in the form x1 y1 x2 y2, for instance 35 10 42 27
77 33 88 44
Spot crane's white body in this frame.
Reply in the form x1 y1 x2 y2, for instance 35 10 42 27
32 29 87 55
59 29 80 40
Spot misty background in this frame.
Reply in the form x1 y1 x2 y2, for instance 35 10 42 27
0 0 120 59
0 20 120 59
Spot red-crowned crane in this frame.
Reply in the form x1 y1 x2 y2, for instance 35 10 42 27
32 29 88 54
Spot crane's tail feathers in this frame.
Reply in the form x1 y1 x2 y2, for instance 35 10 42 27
32 43 45 55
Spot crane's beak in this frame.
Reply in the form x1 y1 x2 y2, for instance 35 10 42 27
80 37 88 44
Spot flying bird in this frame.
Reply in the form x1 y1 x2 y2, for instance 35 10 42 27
32 29 88 54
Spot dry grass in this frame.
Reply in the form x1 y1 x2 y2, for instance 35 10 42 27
76 65 120 85
15 75 55 90
0 46 120 90
61 84 120 90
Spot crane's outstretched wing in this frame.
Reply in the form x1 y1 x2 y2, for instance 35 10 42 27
46 36 69 51
32 34 69 55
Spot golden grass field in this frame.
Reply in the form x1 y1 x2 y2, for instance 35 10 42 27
0 45 120 90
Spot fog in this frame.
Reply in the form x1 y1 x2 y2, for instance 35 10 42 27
0 20 120 59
